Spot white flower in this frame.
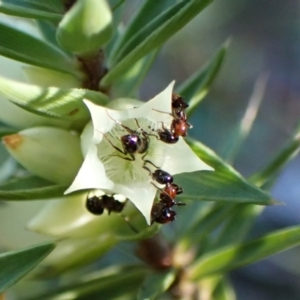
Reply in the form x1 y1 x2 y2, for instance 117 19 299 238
65 82 213 224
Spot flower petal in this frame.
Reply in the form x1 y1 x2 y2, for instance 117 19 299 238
113 181 157 225
161 139 214 175
128 81 175 124
65 144 114 194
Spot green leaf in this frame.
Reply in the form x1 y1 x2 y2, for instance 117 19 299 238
212 277 236 300
220 74 267 163
177 40 229 116
111 50 159 98
137 269 176 300
101 0 213 86
33 237 117 278
28 266 148 300
0 2 62 21
176 138 274 205
249 128 300 188
109 0 175 64
0 22 80 77
0 175 67 200
0 126 15 138
0 76 109 121
0 242 55 293
178 203 237 248
210 204 263 251
189 225 300 280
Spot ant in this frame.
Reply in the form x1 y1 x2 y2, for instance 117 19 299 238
151 202 176 224
156 183 186 207
101 111 150 161
152 94 192 139
142 159 173 185
86 193 126 215
171 93 189 120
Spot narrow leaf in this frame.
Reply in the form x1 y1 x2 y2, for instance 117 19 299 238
0 76 109 121
0 2 62 21
249 130 300 188
177 40 228 116
178 139 274 205
221 73 268 163
189 225 300 280
0 242 55 293
137 269 176 300
111 50 159 98
0 22 80 77
109 0 175 63
0 175 67 200
28 266 147 300
101 0 213 86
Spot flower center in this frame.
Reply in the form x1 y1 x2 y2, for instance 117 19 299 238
96 118 166 185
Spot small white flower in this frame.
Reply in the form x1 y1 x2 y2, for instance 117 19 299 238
65 82 213 224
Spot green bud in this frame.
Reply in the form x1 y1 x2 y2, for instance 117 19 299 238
22 66 81 89
27 193 137 238
56 0 113 56
2 127 83 184
34 236 117 278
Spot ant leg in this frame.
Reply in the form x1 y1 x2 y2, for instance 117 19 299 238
143 159 159 169
100 131 129 156
152 108 171 117
109 154 135 161
106 110 135 134
142 165 152 176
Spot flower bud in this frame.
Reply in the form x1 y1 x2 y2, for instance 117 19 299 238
2 127 83 184
56 0 113 56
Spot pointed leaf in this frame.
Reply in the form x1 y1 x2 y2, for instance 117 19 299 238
0 22 80 77
176 139 274 205
0 2 62 21
0 175 67 200
177 40 228 116
0 76 109 121
28 266 147 300
111 50 159 98
0 242 55 293
250 128 300 188
137 269 176 300
189 225 300 280
221 74 267 163
34 237 117 278
101 0 213 86
109 0 175 63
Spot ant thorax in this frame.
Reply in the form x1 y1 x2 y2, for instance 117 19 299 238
96 117 167 185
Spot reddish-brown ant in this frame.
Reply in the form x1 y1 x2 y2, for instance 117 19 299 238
151 202 176 224
86 194 126 215
153 94 192 139
171 93 189 120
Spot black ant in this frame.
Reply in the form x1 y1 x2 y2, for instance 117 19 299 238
101 111 150 161
142 159 173 185
86 194 126 215
151 202 176 224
